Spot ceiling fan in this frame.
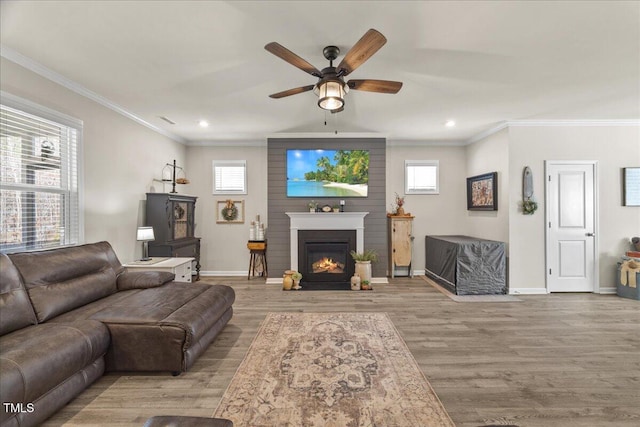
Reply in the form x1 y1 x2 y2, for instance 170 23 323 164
265 28 403 113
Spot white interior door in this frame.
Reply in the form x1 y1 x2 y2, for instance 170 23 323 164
546 161 597 292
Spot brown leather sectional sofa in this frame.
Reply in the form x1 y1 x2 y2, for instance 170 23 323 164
0 241 235 427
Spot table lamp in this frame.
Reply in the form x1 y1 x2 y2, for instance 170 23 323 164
136 226 155 261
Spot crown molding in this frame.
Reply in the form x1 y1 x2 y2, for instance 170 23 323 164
267 132 387 140
1 45 187 145
187 140 267 147
466 119 640 145
386 139 467 147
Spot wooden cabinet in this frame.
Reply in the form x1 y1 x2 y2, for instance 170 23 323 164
145 193 201 280
388 215 414 278
124 257 194 283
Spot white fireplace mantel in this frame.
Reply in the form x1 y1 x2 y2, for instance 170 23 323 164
286 212 368 272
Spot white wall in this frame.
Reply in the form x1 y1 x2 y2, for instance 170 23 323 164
508 125 640 292
186 143 268 274
465 129 510 247
386 143 468 273
1 58 186 262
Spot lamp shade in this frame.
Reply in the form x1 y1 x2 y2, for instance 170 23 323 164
315 79 346 111
136 226 155 241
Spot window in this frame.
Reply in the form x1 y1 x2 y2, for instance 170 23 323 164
405 160 439 194
213 160 247 194
1 93 82 253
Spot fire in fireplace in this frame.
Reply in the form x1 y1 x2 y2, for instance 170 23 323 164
312 257 345 273
298 230 356 289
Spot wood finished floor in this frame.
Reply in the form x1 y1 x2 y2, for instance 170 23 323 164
44 277 640 427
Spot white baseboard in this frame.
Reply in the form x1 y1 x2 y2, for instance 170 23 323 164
200 271 249 277
598 287 617 294
509 288 549 295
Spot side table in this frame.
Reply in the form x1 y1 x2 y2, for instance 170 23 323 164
123 257 195 283
247 240 267 279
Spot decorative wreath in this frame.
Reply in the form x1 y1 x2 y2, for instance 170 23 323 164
221 200 238 221
522 199 538 215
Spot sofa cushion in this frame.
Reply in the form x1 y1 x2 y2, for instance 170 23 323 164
0 320 110 406
8 242 121 322
117 271 175 291
0 254 37 336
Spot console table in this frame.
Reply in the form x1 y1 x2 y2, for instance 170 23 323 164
425 235 506 295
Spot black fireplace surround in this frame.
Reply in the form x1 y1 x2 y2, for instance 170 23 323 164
298 230 356 290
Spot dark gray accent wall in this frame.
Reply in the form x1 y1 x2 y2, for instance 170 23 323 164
267 138 387 279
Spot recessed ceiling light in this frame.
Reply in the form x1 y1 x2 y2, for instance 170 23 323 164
198 120 209 128
445 120 456 127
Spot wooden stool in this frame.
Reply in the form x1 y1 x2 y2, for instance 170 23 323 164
247 240 267 279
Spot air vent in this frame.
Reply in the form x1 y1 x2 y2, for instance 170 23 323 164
159 116 176 125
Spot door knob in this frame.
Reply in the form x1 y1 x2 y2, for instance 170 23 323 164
586 232 595 237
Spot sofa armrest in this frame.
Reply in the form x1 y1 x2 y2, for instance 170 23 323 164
117 271 175 291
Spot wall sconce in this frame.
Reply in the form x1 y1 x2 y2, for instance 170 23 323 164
136 226 155 261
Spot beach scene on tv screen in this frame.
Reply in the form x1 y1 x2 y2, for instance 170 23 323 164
287 149 369 197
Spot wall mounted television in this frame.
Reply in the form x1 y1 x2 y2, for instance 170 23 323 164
286 149 369 197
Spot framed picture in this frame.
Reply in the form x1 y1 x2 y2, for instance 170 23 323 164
623 167 640 206
216 199 245 223
467 172 498 211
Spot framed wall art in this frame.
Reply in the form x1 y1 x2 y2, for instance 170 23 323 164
466 172 498 211
216 199 245 223
623 167 640 206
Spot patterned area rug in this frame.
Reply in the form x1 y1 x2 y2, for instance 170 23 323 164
213 312 454 426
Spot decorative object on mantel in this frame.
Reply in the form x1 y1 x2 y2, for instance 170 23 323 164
160 159 190 194
521 166 538 215
216 200 245 223
307 200 318 212
351 249 378 285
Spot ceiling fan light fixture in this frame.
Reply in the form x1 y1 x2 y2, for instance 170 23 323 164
315 79 346 111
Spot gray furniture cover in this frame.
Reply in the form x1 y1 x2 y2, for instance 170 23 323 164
425 235 506 295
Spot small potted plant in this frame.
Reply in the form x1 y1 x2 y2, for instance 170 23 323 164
350 249 378 284
332 204 340 213
291 271 302 290
361 279 372 290
308 200 317 212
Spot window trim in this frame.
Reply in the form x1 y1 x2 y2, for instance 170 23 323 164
1 91 84 251
212 160 247 195
405 160 440 195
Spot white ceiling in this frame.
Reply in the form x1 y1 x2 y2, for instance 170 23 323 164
1 1 638 144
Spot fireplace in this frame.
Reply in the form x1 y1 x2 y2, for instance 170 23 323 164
285 212 368 290
298 230 356 288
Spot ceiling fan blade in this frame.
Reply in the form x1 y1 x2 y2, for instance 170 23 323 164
265 42 322 77
336 29 387 77
347 79 403 94
269 85 315 99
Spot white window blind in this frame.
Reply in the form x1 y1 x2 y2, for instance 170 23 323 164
213 160 247 194
405 160 439 194
1 98 81 252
